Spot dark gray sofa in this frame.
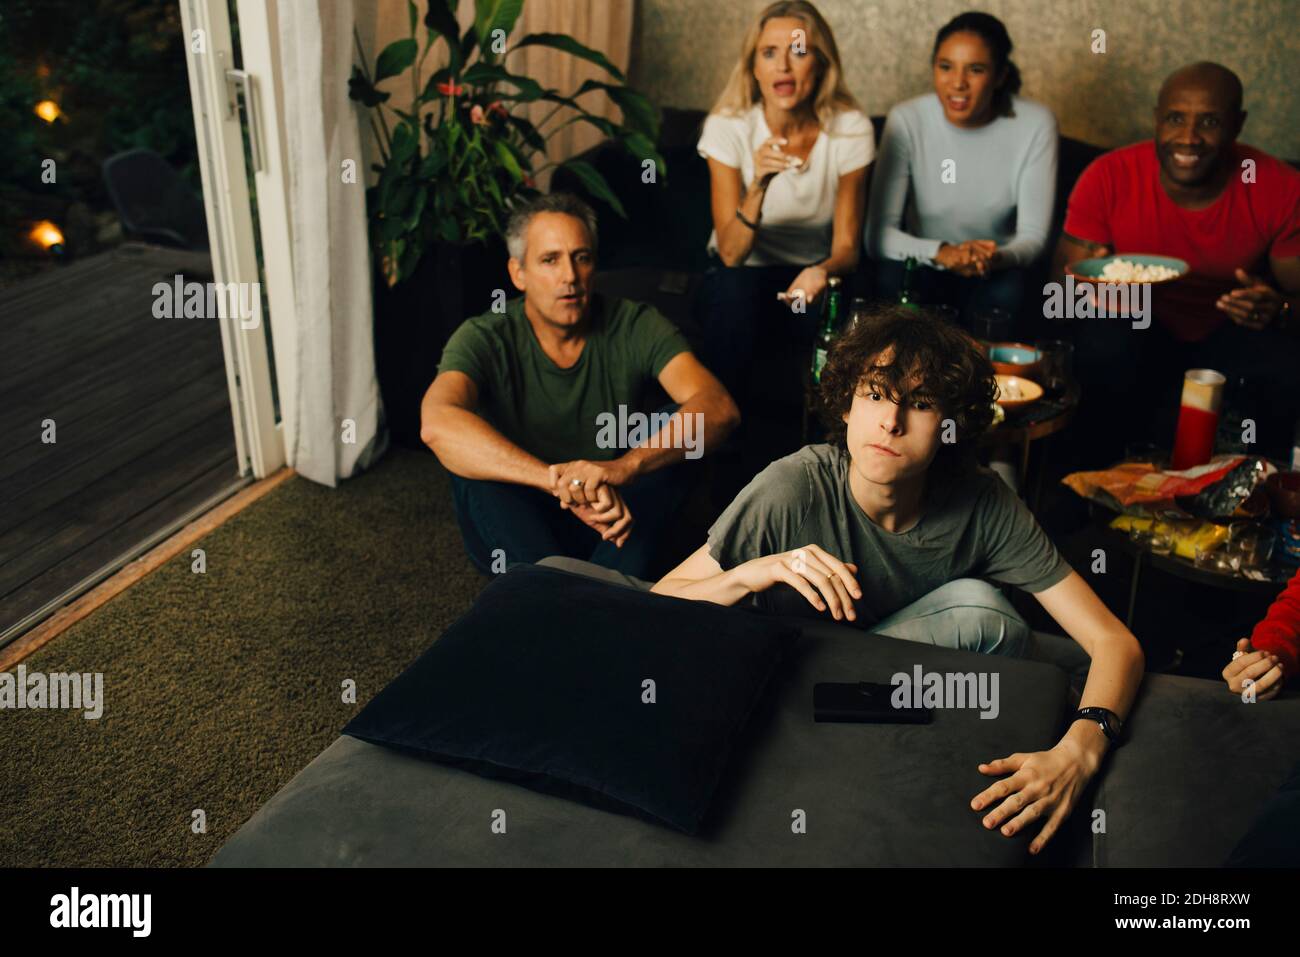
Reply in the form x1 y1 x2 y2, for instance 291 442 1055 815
210 558 1300 868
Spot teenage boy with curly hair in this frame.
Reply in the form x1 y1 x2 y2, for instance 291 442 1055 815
653 304 1145 855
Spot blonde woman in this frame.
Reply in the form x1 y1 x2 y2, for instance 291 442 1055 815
694 0 873 411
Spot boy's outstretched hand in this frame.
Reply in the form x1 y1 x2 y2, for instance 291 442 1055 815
971 736 1100 856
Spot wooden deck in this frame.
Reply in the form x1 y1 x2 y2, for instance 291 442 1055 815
0 242 244 643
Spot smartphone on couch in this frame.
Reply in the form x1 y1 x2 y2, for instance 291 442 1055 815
814 682 933 724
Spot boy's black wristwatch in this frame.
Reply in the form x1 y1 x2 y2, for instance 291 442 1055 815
1072 707 1125 745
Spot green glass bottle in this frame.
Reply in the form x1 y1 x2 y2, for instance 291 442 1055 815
811 276 843 384
898 256 919 309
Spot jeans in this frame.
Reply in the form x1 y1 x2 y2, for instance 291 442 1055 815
872 257 1028 332
693 260 811 410
540 557 1034 659
870 578 1032 657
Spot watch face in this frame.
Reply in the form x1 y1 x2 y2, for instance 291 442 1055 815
1081 709 1121 739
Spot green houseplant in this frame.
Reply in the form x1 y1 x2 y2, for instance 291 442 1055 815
349 0 664 288
349 0 664 446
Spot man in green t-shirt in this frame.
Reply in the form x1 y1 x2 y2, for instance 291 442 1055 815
421 193 739 577
652 306 1145 857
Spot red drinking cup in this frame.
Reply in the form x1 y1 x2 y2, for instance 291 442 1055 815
1171 369 1225 470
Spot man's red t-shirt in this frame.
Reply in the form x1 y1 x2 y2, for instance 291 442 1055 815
1064 141 1300 341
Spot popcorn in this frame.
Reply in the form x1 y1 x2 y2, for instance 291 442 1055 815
1098 258 1180 282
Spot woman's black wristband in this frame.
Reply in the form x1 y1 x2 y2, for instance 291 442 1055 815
735 207 759 230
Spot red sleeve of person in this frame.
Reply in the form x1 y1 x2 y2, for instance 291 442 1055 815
1252 570 1300 679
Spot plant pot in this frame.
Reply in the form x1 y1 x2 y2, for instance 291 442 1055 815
372 237 511 448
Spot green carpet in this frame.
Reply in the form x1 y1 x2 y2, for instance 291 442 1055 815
0 447 486 867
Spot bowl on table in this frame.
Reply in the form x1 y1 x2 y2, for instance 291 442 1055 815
986 342 1044 381
993 374 1043 411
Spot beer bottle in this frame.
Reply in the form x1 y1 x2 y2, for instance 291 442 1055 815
811 276 843 384
898 256 919 309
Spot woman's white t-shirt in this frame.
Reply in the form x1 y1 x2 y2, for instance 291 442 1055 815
697 105 875 267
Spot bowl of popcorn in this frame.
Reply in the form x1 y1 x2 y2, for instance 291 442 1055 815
993 374 1043 410
1066 254 1189 285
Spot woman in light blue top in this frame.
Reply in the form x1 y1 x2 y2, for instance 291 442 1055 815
865 12 1058 330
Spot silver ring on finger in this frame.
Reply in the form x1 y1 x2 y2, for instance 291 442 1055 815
570 478 583 487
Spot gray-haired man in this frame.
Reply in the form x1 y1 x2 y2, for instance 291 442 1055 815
421 193 740 576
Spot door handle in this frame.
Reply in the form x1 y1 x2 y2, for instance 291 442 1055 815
224 68 264 174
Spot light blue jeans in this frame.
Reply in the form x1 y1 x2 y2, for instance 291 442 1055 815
871 578 1031 657
540 558 1032 658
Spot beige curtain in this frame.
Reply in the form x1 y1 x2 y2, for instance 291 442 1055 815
275 0 386 486
358 0 635 188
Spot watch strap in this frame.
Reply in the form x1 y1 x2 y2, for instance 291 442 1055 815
1073 706 1123 744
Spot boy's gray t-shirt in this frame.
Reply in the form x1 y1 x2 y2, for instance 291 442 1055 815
707 444 1072 625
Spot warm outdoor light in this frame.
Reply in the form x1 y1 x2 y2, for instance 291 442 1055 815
34 100 62 123
30 220 65 252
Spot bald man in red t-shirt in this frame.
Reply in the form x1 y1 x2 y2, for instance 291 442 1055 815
1052 62 1300 464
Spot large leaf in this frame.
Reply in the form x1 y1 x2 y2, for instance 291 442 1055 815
347 67 390 107
536 91 581 112
568 79 657 137
493 139 524 182
419 148 448 179
563 111 620 140
460 25 479 66
600 85 659 138
403 184 429 230
374 38 417 83
558 159 627 218
475 0 525 56
504 114 546 153
389 121 418 165
620 130 667 178
423 0 460 45
483 173 504 210
387 179 416 219
462 62 543 100
380 211 408 242
511 33 625 82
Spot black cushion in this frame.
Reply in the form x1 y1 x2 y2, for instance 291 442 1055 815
343 563 797 834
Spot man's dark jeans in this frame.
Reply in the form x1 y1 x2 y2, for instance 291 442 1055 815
449 462 692 579
694 260 812 411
